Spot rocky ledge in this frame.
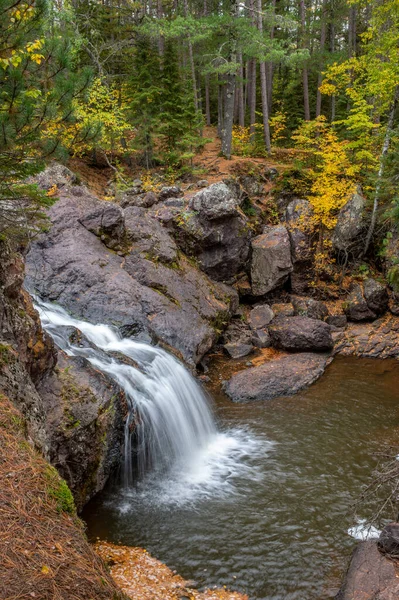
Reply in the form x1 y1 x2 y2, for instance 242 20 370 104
224 353 331 403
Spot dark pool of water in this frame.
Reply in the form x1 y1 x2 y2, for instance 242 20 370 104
83 356 399 600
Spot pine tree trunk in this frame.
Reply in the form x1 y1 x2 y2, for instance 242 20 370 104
363 87 399 255
315 0 327 117
221 73 235 158
329 8 335 121
157 0 164 59
218 75 224 137
266 0 276 113
221 0 238 158
257 0 271 152
205 75 211 126
238 52 245 127
249 0 257 140
183 0 199 114
300 0 310 120
249 60 257 139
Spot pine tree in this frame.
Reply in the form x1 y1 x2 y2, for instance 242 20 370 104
0 0 91 242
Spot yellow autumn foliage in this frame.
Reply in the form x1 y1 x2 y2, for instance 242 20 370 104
293 116 358 232
42 78 130 157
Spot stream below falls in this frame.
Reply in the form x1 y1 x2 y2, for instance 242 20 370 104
83 356 399 600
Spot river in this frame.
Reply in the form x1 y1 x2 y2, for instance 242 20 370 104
83 356 399 600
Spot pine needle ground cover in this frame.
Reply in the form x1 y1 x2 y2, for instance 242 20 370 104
0 393 126 600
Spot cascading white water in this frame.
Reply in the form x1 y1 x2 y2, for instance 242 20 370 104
34 297 218 487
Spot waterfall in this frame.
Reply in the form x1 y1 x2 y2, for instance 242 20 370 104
34 297 217 487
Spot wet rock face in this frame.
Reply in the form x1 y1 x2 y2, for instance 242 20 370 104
269 316 333 352
336 541 399 600
251 226 293 296
37 353 125 512
224 353 329 403
172 183 251 281
0 239 126 509
26 179 237 366
332 190 366 253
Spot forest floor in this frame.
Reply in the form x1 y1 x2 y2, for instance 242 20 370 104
68 126 293 198
0 394 127 600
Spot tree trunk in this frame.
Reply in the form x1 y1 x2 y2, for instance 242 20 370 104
363 87 399 255
238 52 245 127
221 0 238 158
249 60 257 139
300 0 310 120
183 0 198 113
257 0 271 152
329 15 335 122
266 0 276 113
218 75 224 137
221 73 236 158
315 0 327 117
157 0 164 59
249 0 257 140
205 74 211 126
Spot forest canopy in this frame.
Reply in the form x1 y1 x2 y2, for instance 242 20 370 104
0 0 398 253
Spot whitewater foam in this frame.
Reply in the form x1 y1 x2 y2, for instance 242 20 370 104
34 296 269 502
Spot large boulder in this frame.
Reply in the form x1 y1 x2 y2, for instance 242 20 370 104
188 182 240 220
25 180 238 365
120 191 158 209
332 190 366 253
336 541 399 600
285 199 314 294
172 183 251 281
251 226 293 296
269 316 333 351
364 278 389 315
343 280 388 322
224 353 329 402
344 284 376 321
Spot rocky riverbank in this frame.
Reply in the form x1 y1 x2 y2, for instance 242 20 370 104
4 161 399 598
